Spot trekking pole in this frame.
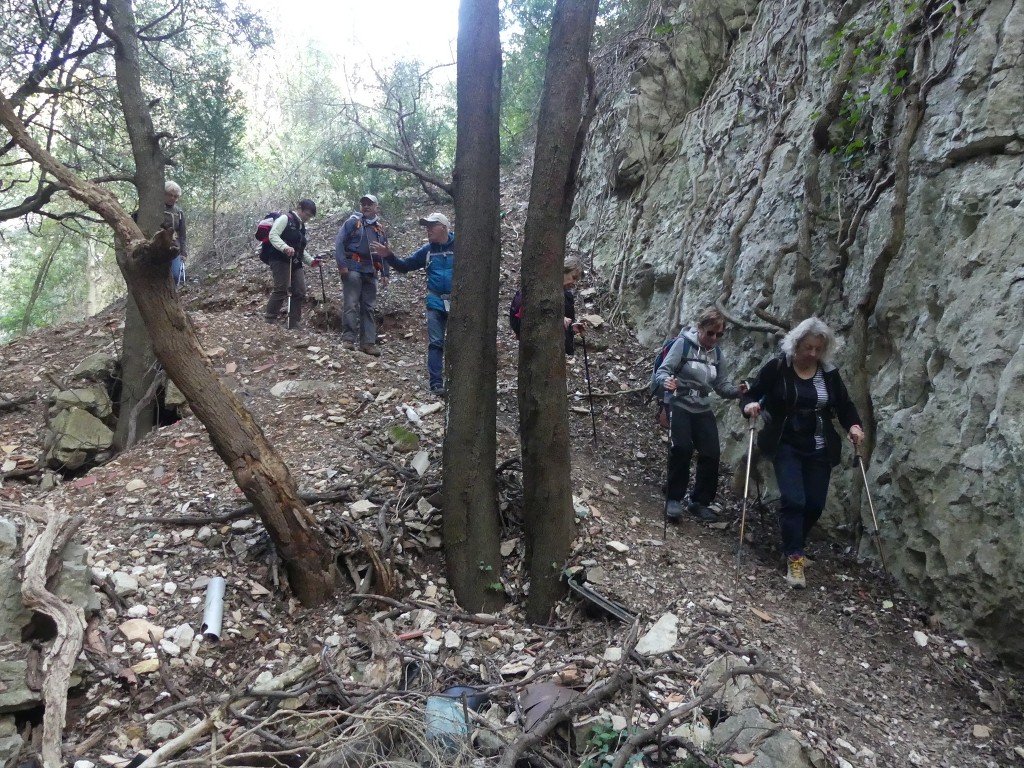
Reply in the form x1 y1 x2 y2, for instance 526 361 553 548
580 332 598 447
662 389 674 541
854 445 889 576
285 258 294 330
317 259 327 305
736 413 758 572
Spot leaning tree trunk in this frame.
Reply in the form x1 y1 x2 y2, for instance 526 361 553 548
0 3 336 606
442 0 504 613
518 0 599 623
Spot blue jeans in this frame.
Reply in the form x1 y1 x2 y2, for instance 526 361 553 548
426 308 447 389
773 442 832 557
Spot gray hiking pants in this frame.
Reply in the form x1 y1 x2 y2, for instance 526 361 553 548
265 260 305 325
342 269 378 345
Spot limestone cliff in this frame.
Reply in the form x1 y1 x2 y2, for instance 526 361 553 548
571 0 1024 658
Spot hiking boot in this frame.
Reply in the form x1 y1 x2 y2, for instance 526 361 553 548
687 501 718 523
665 499 684 522
430 385 447 397
785 555 807 589
360 344 381 357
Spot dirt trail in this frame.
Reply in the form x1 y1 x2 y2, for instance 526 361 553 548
0 203 1019 768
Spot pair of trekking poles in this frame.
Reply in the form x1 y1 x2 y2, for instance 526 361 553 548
662 412 888 576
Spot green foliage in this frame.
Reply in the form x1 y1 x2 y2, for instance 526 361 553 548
818 0 971 166
0 220 118 341
580 722 644 768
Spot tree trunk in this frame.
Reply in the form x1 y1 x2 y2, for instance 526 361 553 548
442 0 504 613
114 290 159 450
518 0 599 623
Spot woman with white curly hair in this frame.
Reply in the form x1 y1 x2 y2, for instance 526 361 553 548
740 317 864 589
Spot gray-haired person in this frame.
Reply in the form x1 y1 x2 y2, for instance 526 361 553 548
164 181 187 286
740 317 864 589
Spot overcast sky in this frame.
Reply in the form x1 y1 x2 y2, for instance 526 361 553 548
247 0 461 71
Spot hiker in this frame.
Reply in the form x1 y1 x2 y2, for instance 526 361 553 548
654 307 747 524
262 199 320 328
740 317 864 589
334 194 390 356
374 212 453 395
163 182 188 286
509 256 586 355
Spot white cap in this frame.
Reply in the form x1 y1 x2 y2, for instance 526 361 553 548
360 194 379 205
418 212 450 227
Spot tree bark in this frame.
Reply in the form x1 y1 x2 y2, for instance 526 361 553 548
20 508 86 768
0 5 336 606
518 0 599 623
442 0 504 612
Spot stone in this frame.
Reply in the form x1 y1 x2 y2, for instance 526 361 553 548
131 659 160 675
0 518 16 559
118 619 164 643
914 631 929 647
701 656 770 713
163 380 187 407
46 408 114 470
111 572 139 597
270 380 344 398
52 387 113 419
606 541 629 553
146 719 178 744
973 724 991 738
635 613 677 655
388 425 419 453
711 707 776 752
71 352 117 382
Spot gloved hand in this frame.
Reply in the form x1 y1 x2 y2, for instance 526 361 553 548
310 258 322 268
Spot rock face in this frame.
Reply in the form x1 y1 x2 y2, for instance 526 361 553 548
572 0 1024 656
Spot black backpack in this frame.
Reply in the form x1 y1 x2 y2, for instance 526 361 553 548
255 211 301 264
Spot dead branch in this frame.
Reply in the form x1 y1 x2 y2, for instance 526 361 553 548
365 162 454 198
136 655 320 767
20 507 86 768
134 487 355 526
497 621 641 768
348 593 500 625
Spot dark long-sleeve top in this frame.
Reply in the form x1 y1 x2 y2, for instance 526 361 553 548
740 355 862 467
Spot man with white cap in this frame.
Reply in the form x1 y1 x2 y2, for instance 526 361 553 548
372 212 454 396
334 194 389 355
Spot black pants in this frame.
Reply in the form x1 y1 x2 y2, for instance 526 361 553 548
666 407 720 505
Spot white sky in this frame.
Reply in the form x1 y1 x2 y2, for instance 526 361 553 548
247 0 461 73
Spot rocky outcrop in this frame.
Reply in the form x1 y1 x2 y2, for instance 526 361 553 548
44 354 119 471
573 0 1024 657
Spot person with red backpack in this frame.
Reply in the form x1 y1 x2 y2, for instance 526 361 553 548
654 307 747 523
508 256 585 355
334 194 390 356
262 198 319 328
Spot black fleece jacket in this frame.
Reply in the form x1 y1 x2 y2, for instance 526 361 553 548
740 355 862 467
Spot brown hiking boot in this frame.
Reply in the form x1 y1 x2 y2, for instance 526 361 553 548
360 344 381 357
785 555 806 589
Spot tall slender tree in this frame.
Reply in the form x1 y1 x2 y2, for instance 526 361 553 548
442 0 505 612
518 0 599 622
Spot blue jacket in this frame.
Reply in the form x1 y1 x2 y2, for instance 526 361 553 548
386 233 455 312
